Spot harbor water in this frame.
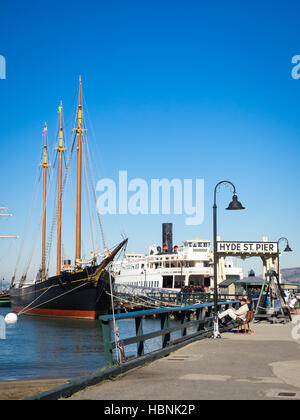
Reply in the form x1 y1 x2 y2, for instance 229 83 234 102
0 308 184 381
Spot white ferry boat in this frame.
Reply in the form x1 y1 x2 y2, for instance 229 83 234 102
112 224 243 293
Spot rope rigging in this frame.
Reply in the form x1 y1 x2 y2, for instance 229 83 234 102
82 142 97 255
13 165 43 280
84 137 108 251
13 80 126 287
23 147 57 280
17 280 90 316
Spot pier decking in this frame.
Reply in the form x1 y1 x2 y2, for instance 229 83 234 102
69 319 300 400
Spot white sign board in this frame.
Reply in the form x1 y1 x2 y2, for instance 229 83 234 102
217 241 278 254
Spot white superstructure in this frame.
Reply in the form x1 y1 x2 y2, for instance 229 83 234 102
112 234 243 292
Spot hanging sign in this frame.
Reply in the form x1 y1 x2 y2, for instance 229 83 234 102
217 241 278 254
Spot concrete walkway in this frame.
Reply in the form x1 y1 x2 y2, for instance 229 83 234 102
69 317 300 400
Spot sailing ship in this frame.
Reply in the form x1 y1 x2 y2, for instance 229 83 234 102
10 78 127 319
0 288 10 308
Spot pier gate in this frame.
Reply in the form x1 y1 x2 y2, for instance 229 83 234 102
216 237 279 286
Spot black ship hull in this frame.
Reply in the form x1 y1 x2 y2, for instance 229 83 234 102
10 266 112 320
0 291 10 307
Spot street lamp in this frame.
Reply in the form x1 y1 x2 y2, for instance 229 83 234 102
213 181 245 339
277 237 292 283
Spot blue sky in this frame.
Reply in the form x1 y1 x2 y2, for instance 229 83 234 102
0 0 300 281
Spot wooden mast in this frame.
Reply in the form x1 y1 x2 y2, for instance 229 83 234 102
56 102 66 275
41 123 49 279
74 76 86 267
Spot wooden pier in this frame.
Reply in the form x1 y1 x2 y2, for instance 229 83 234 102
101 297 256 366
70 317 300 401
26 298 300 401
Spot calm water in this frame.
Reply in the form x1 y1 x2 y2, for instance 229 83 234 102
0 308 183 381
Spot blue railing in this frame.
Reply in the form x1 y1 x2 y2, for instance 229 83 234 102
100 298 251 366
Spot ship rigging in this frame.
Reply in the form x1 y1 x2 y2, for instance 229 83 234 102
10 77 127 319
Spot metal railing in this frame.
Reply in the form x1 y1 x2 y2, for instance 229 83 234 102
100 298 257 366
180 293 247 305
113 290 249 308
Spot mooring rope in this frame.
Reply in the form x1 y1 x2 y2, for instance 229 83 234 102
106 291 176 310
110 283 182 308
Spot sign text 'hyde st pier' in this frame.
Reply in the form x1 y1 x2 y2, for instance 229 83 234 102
217 241 278 255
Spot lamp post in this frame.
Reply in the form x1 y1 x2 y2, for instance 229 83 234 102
277 237 292 283
213 181 245 339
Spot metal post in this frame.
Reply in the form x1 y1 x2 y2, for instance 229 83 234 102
212 180 245 338
277 237 292 284
101 319 113 366
135 317 144 357
213 201 221 339
196 308 204 332
161 313 170 348
181 311 187 337
277 251 280 284
206 306 213 329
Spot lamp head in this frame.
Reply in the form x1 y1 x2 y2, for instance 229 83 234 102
226 194 245 211
284 244 292 252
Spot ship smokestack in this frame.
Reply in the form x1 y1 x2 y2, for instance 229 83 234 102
162 223 173 253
